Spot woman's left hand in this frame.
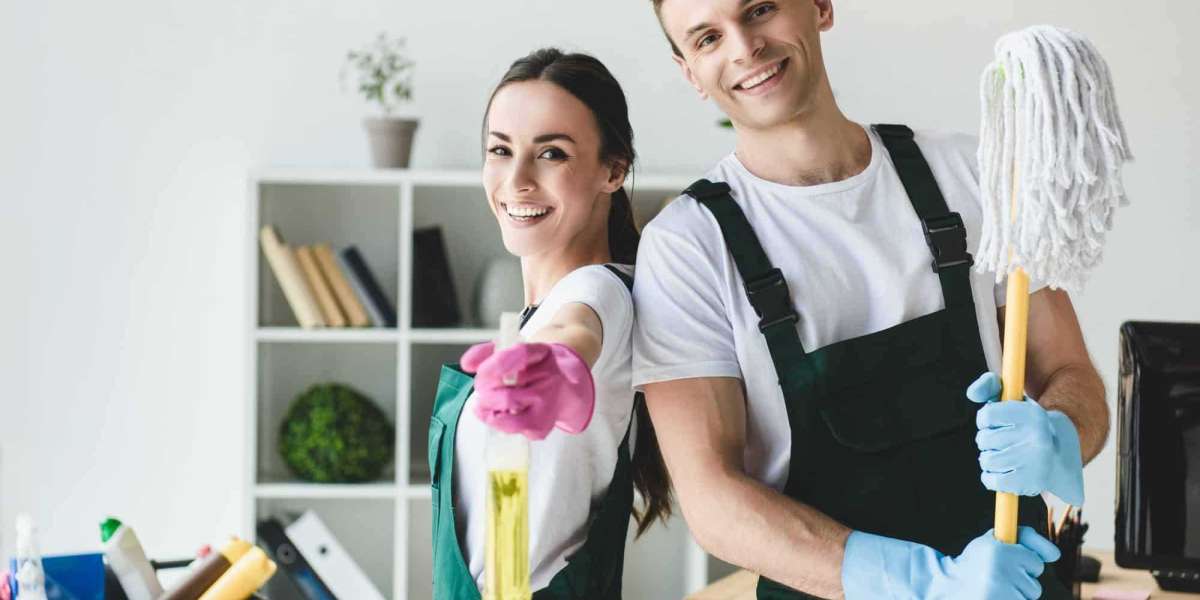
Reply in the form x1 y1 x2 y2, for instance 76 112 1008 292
461 341 596 440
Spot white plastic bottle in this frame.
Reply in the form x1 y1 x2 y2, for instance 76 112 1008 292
100 517 164 600
14 514 49 600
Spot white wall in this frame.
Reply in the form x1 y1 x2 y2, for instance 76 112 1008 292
2 0 1197 584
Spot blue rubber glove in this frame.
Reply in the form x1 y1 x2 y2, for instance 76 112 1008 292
842 527 1060 600
967 372 1085 505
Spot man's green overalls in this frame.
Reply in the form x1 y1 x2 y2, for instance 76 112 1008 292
427 266 638 599
681 124 1068 600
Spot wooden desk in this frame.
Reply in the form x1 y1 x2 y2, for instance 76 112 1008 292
687 551 1200 599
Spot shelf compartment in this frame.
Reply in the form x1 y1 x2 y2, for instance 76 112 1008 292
256 497 395 599
256 342 398 485
410 185 506 328
257 182 401 328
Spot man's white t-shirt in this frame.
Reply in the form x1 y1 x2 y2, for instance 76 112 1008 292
632 125 1040 492
454 264 636 591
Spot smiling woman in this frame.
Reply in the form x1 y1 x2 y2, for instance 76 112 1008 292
479 53 641 267
427 48 673 600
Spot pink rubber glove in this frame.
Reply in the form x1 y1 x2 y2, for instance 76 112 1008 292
461 341 595 440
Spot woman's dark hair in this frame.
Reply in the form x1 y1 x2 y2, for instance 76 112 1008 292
483 48 673 536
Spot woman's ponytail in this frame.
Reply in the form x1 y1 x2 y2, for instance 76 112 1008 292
607 186 640 265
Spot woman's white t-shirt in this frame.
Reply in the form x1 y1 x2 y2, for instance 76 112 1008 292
632 126 1042 492
453 264 636 592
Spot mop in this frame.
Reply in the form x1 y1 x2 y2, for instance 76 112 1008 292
976 25 1132 544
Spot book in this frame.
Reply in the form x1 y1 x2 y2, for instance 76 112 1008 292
257 518 335 600
336 252 381 327
296 245 346 328
259 226 325 329
338 246 396 328
284 511 385 600
411 226 462 327
313 243 370 328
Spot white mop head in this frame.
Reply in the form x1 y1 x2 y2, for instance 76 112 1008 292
976 25 1133 291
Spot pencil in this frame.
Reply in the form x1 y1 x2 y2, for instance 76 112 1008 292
1048 507 1056 542
1057 505 1073 539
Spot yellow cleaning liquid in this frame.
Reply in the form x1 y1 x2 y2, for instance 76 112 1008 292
485 468 530 600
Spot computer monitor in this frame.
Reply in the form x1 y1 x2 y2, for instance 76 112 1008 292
1116 321 1200 592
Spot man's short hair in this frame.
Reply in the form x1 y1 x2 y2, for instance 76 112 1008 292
649 0 683 57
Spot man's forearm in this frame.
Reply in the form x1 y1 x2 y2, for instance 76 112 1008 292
681 466 851 598
646 376 851 596
1032 363 1109 463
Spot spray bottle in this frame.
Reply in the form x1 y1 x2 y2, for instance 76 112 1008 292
14 514 48 600
484 312 531 600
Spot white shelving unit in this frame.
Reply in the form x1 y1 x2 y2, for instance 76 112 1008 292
244 168 722 599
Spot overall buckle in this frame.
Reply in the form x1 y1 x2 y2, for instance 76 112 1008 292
922 212 974 273
744 269 799 332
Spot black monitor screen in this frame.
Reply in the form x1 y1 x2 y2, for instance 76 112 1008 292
1116 321 1200 570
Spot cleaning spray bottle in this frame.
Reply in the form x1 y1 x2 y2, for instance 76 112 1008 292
14 514 48 600
100 517 163 600
485 312 531 600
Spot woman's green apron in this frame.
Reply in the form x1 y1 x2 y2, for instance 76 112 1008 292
681 124 1069 600
428 269 637 599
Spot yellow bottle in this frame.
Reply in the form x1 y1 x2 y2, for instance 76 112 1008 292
485 312 531 600
196 546 277 600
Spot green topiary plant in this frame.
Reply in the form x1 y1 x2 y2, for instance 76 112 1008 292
279 382 395 483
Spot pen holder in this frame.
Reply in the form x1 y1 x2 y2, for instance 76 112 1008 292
1052 516 1088 600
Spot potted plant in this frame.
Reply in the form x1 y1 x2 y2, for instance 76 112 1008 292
343 33 417 168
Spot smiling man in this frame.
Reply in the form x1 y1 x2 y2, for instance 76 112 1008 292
631 1 1109 599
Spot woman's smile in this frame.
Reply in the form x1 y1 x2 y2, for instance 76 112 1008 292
501 202 555 227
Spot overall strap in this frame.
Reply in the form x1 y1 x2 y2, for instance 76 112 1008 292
603 263 633 289
602 262 646 458
520 304 539 328
683 180 810 393
872 124 976 309
603 263 647 453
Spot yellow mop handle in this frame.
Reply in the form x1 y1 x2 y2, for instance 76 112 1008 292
995 268 1029 544
991 106 1030 544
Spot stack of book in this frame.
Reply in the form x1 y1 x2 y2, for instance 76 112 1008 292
259 225 397 329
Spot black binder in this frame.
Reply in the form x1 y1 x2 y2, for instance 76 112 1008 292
257 518 337 600
411 226 462 327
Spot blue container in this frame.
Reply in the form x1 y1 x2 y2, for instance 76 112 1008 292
9 553 104 600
